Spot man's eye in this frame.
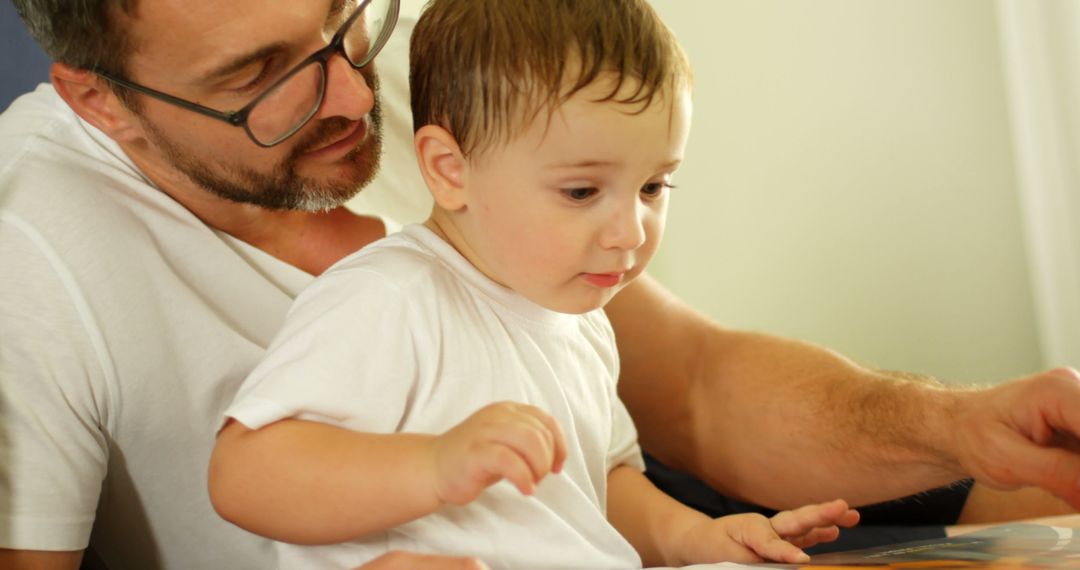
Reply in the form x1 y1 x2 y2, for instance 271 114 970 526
229 65 274 95
562 187 598 201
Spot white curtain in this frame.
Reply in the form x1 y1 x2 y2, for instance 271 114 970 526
996 0 1080 369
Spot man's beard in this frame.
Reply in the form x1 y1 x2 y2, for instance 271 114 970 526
141 74 384 213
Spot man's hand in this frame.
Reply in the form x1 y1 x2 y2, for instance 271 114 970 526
952 367 1080 508
673 499 859 565
431 402 568 505
354 551 488 570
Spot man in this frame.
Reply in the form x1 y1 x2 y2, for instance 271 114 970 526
0 0 1076 569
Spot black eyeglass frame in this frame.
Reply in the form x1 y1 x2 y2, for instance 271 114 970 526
93 0 400 148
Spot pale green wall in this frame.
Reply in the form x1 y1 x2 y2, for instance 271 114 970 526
400 0 426 20
646 0 1042 383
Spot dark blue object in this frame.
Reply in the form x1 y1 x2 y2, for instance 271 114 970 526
2 1 52 110
644 453 974 554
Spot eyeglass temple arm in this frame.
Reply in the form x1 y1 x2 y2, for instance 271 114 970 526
95 70 246 126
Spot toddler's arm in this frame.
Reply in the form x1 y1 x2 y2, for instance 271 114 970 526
606 465 859 566
208 402 567 544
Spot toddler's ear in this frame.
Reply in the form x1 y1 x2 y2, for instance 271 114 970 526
414 125 467 211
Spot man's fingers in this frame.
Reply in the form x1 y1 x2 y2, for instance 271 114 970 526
965 367 1080 506
1030 368 1080 446
1001 438 1080 509
968 397 1080 508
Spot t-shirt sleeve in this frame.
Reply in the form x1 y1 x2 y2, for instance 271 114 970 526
0 216 110 550
590 311 645 473
225 263 421 434
608 397 645 473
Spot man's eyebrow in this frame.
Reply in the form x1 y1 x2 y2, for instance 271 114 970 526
201 42 289 84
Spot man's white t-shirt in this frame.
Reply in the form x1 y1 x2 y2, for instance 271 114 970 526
227 224 644 570
0 83 299 568
0 19 424 567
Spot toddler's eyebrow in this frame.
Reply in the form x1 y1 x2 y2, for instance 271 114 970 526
547 160 618 169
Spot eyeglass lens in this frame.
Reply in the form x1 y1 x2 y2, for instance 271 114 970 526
246 0 395 146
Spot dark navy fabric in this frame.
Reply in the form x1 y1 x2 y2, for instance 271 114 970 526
644 453 974 554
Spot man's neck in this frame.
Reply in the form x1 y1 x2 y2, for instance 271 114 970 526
124 145 385 276
216 203 386 276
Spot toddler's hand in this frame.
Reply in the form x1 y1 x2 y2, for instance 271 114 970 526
676 498 859 565
770 498 860 552
431 402 568 505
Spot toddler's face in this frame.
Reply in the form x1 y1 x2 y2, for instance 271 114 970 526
456 78 692 314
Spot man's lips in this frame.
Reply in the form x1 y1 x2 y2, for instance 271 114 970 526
303 118 367 160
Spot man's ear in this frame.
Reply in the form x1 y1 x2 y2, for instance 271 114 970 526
414 124 468 211
50 62 142 142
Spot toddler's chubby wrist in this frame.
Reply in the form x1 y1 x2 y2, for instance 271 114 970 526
425 434 451 506
418 434 453 509
662 508 714 566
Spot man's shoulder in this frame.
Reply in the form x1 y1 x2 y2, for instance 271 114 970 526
0 85 97 167
0 86 191 258
2 87 126 201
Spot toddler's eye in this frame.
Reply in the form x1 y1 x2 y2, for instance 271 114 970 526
563 187 598 201
641 182 675 199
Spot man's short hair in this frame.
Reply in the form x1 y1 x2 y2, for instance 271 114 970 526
13 0 136 77
409 0 691 157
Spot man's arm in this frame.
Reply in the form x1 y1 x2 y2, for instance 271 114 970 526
606 274 1080 509
0 224 111 561
0 550 82 570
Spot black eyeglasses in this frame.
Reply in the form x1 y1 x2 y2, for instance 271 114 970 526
95 0 399 148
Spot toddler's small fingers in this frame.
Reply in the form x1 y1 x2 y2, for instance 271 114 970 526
739 516 810 563
514 404 569 474
772 499 855 536
786 526 840 549
756 537 810 564
533 409 569 472
485 445 537 496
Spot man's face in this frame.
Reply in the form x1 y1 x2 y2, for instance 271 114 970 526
451 78 693 314
119 0 383 211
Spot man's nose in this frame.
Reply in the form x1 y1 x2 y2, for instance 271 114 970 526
316 54 375 121
600 201 647 251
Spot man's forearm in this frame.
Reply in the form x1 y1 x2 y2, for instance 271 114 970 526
209 419 442 544
685 332 970 507
607 275 970 509
0 549 83 570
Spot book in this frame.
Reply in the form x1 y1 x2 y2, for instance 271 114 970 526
762 523 1080 569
